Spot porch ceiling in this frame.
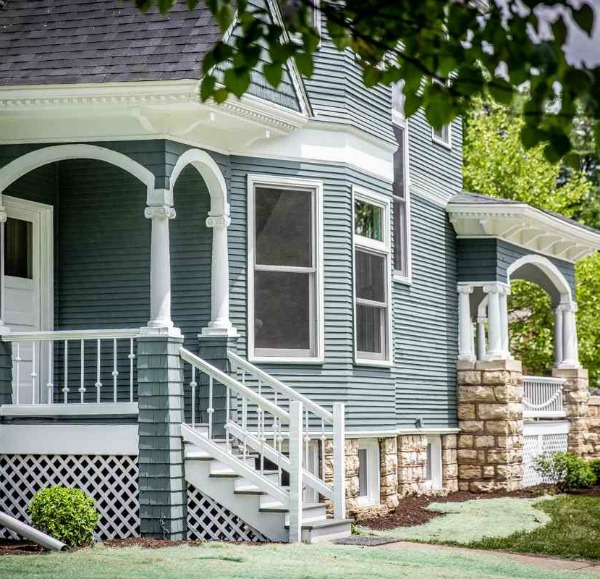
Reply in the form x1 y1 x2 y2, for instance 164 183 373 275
448 192 600 263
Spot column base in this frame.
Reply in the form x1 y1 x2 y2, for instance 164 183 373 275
139 325 182 338
200 324 238 338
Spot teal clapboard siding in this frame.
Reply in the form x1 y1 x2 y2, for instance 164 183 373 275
457 238 576 297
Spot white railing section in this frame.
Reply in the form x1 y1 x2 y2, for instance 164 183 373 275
522 376 566 418
2 329 139 405
179 348 346 540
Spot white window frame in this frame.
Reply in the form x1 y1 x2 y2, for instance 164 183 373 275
357 438 381 507
424 435 443 491
352 186 392 367
431 123 452 149
247 174 324 364
391 110 412 284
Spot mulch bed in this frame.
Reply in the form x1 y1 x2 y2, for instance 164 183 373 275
0 539 45 556
358 486 554 531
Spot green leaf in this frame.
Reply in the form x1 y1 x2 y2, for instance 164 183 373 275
263 62 283 87
573 2 595 36
294 52 314 77
200 75 216 101
403 91 423 117
520 124 544 149
224 68 251 98
488 77 514 106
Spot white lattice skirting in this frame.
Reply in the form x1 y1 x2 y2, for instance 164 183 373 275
187 486 266 542
0 454 140 540
522 422 570 487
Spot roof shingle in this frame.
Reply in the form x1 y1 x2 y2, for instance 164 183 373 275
0 0 222 86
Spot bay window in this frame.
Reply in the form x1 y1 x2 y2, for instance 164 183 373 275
248 176 323 362
354 188 391 364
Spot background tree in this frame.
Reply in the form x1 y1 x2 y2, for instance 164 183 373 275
133 0 600 161
464 100 600 386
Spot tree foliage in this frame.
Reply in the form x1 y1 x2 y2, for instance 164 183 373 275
131 0 600 162
464 100 600 386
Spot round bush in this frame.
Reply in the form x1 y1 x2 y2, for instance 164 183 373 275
28 486 100 547
590 459 600 482
534 452 596 492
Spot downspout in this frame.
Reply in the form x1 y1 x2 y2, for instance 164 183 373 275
0 511 66 551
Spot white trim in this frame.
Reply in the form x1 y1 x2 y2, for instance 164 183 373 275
2 196 54 341
522 419 570 437
247 174 324 364
356 438 380 507
431 124 452 149
0 423 138 455
424 435 443 491
352 187 393 366
0 144 155 199
0 402 138 417
506 254 573 302
448 200 600 263
391 118 412 283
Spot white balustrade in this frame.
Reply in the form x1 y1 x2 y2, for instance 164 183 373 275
2 329 139 406
179 348 346 527
523 376 566 418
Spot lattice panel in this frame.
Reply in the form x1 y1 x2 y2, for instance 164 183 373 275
523 432 569 487
187 485 266 542
0 454 140 540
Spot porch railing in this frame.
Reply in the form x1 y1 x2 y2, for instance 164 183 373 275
2 329 139 405
522 376 566 419
179 347 346 535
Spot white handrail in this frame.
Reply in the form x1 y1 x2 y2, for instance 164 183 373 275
2 329 140 342
180 348 290 423
228 350 333 423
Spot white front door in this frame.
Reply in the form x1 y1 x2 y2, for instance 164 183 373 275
3 196 53 404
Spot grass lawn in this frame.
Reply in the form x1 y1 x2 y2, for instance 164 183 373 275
0 541 598 579
467 495 600 560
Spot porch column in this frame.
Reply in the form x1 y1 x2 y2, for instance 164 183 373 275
553 306 564 367
0 207 7 332
202 209 236 337
457 285 475 362
145 203 175 330
483 284 507 360
561 302 580 369
499 286 510 357
476 316 487 361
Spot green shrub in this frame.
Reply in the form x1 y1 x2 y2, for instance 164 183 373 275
28 486 99 547
590 459 600 482
534 452 596 492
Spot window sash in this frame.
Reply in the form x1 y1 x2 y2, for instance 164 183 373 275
251 182 318 359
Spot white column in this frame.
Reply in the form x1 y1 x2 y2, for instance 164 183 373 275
288 400 303 543
476 316 487 361
202 210 236 337
483 284 508 360
144 204 175 330
499 286 510 358
554 305 564 367
0 206 7 332
561 302 580 368
457 285 475 362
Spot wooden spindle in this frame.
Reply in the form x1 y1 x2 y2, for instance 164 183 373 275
112 338 119 403
79 340 85 403
63 340 69 404
95 339 102 403
46 341 53 404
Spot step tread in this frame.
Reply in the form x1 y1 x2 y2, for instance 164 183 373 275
286 518 353 530
260 502 325 513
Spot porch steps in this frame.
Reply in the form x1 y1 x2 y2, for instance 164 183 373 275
182 425 352 544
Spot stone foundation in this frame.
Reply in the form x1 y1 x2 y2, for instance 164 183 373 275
379 437 399 508
441 435 458 492
586 396 600 459
397 434 429 496
553 367 591 456
457 359 524 492
322 438 360 511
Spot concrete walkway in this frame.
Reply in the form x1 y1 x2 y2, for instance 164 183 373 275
379 540 600 573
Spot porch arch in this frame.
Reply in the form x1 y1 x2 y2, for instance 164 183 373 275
0 144 155 195
169 148 235 337
507 254 572 306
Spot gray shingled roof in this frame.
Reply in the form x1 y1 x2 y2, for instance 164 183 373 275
450 191 600 236
0 0 223 86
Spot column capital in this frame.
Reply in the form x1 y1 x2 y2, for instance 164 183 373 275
457 284 474 295
0 207 7 224
206 215 231 229
483 282 510 295
144 205 176 220
556 301 577 313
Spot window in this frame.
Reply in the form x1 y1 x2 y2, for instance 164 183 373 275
432 123 452 147
424 436 443 490
249 176 323 362
357 439 380 506
354 189 391 364
4 217 32 279
392 122 410 279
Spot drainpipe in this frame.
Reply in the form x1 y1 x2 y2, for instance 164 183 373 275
0 511 66 551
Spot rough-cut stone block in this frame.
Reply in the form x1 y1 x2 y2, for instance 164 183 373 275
460 420 485 433
459 385 496 403
458 403 477 420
